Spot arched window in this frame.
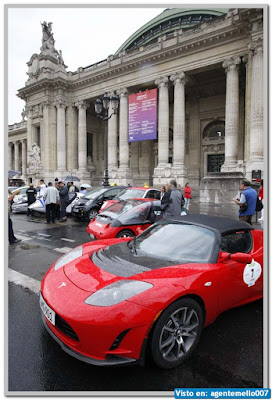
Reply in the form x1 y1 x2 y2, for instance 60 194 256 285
203 120 225 140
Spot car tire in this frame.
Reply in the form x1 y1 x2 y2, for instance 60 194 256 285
116 229 135 238
150 298 203 369
88 209 98 221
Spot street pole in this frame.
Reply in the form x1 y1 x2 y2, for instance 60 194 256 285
103 109 109 187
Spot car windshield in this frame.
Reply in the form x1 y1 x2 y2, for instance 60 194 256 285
100 200 144 219
116 188 145 200
134 223 216 263
85 187 107 200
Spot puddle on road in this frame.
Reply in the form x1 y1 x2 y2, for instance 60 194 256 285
20 244 40 250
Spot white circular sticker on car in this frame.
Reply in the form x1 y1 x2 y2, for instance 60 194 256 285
243 260 262 287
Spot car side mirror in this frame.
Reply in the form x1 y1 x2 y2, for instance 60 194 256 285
219 252 253 264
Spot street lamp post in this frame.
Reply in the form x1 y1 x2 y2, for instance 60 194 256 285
94 92 119 187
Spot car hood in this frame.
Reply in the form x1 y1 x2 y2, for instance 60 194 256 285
63 241 193 292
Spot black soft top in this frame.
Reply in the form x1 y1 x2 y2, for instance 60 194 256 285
162 214 254 235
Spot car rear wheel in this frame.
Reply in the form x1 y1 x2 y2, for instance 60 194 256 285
88 209 98 221
116 229 135 238
150 298 203 369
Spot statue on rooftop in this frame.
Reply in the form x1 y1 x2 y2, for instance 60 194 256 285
40 21 58 56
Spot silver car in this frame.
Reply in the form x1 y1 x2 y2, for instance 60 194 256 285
28 192 83 215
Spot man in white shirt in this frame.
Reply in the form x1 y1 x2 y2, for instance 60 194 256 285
38 179 47 197
43 182 60 224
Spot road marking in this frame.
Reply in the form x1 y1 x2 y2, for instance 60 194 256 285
14 234 33 241
36 237 52 241
60 238 75 242
54 247 73 254
38 233 51 237
8 268 40 295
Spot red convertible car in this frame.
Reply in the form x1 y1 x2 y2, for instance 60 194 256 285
87 199 161 239
40 214 263 369
99 186 161 213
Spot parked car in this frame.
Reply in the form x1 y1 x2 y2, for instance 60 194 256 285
87 199 162 239
99 186 161 212
71 186 127 221
29 192 83 215
40 214 263 369
11 198 29 213
12 186 30 203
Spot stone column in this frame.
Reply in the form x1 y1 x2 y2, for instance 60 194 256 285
108 98 118 180
243 53 253 164
42 101 51 173
155 76 169 166
221 57 241 172
75 101 89 171
153 76 170 184
248 40 263 163
14 141 20 172
26 106 33 166
66 104 78 173
55 100 67 172
117 87 132 184
8 143 12 170
21 139 27 176
170 71 187 184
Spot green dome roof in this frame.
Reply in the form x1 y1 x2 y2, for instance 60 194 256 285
115 8 228 54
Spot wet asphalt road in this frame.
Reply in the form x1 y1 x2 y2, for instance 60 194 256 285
7 206 263 393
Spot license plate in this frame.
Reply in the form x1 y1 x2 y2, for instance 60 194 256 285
40 293 55 326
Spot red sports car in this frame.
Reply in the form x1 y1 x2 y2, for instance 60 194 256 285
40 214 263 369
99 186 161 213
87 200 161 239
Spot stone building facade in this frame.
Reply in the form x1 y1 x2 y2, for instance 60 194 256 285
8 8 265 202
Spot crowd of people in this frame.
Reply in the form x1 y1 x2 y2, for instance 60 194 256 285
8 176 264 245
8 179 89 244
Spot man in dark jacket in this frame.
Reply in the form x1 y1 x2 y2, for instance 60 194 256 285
58 181 69 222
161 179 182 219
26 184 37 216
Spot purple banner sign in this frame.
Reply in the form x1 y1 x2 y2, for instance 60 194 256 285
128 88 157 142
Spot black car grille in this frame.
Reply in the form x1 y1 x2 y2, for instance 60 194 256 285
55 314 79 342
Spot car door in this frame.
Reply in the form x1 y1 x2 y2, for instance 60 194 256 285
217 231 263 313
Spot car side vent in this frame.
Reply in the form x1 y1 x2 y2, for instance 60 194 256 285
110 329 130 350
55 314 79 342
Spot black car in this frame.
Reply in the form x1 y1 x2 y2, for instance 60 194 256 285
71 186 127 221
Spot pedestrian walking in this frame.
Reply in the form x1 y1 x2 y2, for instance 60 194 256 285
43 182 60 224
37 179 47 197
184 182 192 210
80 186 87 196
161 180 182 219
232 180 257 225
8 188 21 244
258 179 264 222
58 181 69 222
26 184 37 216
68 181 79 193
160 185 166 200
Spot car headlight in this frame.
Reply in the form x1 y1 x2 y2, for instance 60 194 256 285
54 246 83 271
84 280 153 306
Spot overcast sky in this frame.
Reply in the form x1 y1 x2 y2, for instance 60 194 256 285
8 6 167 124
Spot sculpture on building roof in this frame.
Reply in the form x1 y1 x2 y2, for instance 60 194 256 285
40 21 58 56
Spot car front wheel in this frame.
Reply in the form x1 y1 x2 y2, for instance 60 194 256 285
150 298 203 369
88 209 98 221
